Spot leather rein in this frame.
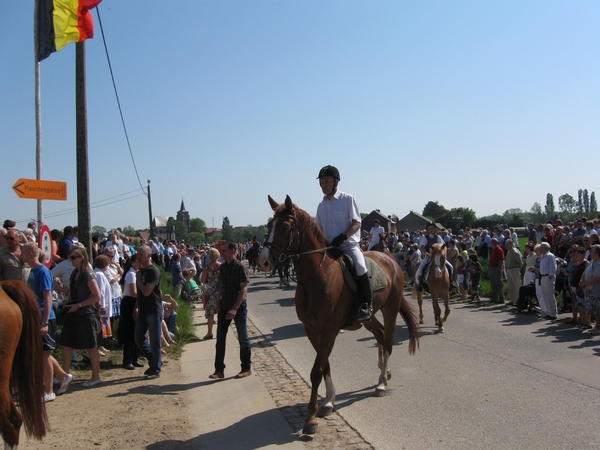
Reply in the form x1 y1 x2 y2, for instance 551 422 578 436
262 211 332 284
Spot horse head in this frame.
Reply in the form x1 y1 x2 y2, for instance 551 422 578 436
259 195 299 273
430 243 447 278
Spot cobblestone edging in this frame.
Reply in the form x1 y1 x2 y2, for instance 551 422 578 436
246 319 374 450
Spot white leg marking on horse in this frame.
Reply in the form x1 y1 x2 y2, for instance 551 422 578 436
324 374 336 406
378 350 391 388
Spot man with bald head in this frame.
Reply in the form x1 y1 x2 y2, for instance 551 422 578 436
0 228 30 281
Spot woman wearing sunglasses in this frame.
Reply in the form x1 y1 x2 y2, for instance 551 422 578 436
59 247 103 387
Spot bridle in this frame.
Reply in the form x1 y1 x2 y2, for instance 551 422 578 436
262 210 332 283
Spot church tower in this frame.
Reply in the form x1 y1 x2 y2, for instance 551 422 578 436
176 199 190 231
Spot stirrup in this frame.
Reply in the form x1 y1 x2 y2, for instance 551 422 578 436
357 304 372 322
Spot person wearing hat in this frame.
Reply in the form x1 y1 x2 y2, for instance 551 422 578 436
367 219 386 251
315 165 371 322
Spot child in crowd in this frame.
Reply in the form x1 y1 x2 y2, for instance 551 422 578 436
162 294 178 349
182 268 203 304
469 254 482 301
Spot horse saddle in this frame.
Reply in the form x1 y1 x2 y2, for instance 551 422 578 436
339 256 388 294
338 256 387 330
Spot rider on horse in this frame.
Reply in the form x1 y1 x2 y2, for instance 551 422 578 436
414 222 455 292
315 165 372 322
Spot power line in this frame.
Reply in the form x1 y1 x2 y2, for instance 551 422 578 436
95 6 146 196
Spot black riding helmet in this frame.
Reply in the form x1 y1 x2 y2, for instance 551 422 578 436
317 165 340 181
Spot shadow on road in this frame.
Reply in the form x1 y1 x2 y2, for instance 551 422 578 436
146 408 300 450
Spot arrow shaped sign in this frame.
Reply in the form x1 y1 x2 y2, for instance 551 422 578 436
12 178 67 201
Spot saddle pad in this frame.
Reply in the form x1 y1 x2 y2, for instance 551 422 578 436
340 256 388 293
365 257 387 292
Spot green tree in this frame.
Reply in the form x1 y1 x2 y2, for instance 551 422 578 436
207 233 223 243
531 202 544 222
222 217 234 241
92 225 106 236
189 218 206 234
583 189 590 214
577 189 584 213
423 201 448 223
545 193 555 218
442 207 477 231
558 194 576 215
122 225 136 236
168 218 188 241
590 192 598 214
186 232 205 246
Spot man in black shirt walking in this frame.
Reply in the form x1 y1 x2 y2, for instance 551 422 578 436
134 245 163 379
209 241 252 380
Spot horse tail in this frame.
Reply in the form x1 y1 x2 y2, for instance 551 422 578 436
398 293 420 355
2 280 48 440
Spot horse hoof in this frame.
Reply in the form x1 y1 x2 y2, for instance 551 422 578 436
302 423 318 435
319 405 334 417
374 388 386 397
438 326 445 333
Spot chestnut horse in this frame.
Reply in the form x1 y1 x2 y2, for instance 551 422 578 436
259 196 419 435
411 243 451 332
0 280 48 449
371 232 389 253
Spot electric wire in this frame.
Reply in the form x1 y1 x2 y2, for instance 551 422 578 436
95 6 147 197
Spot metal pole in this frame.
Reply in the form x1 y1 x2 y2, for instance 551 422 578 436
76 42 92 255
147 180 153 239
34 0 43 228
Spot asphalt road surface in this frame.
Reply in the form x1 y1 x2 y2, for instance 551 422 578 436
246 271 600 450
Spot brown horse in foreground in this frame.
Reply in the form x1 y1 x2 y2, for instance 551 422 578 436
411 243 451 332
259 196 419 435
0 281 48 449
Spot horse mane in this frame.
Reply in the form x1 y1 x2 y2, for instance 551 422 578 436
274 201 327 249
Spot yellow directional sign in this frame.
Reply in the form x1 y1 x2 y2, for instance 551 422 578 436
12 178 67 201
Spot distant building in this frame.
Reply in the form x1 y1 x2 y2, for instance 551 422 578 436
152 216 173 240
176 199 190 231
396 211 445 233
361 210 396 235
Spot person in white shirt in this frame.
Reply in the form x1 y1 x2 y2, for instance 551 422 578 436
315 165 371 322
367 219 386 251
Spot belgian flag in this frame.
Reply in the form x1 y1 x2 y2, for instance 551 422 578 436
36 0 102 62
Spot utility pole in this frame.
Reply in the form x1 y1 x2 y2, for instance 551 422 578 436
147 179 153 239
76 42 92 255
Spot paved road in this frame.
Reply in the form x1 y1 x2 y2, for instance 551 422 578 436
246 271 600 450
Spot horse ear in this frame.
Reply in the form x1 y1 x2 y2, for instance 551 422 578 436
268 195 279 211
284 195 294 210
442 243 447 250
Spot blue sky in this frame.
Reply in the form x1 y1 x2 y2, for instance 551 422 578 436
1 1 599 232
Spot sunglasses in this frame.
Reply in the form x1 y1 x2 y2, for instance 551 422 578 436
69 255 82 261
5 237 15 241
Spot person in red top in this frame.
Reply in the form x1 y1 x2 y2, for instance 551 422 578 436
488 238 505 304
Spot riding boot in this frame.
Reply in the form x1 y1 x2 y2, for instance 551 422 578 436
357 273 372 322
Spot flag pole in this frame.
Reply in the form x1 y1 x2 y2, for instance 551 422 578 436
76 41 92 255
34 0 44 229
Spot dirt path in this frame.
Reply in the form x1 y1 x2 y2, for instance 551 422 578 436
20 356 193 449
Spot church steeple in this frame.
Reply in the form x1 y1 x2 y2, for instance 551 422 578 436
177 198 190 231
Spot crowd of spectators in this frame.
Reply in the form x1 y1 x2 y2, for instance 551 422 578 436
388 216 600 334
0 220 258 403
